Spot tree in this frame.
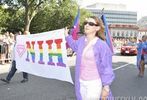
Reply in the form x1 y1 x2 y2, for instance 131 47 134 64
2 0 45 34
30 0 92 33
5 8 25 32
1 0 92 34
0 5 9 33
30 0 79 33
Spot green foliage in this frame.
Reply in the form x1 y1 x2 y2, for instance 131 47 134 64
0 0 93 34
0 6 9 33
30 0 78 33
2 0 48 32
4 8 25 32
30 0 92 33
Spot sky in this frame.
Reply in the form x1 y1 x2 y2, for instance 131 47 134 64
78 0 147 20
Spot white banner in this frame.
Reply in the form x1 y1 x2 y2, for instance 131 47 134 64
15 29 73 84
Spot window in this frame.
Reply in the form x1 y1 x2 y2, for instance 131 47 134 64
122 31 124 37
113 32 115 37
126 32 128 37
117 32 120 37
130 31 133 36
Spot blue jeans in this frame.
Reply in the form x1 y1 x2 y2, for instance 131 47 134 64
6 60 28 81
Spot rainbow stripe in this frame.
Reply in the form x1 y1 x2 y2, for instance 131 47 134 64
46 39 66 67
26 41 35 63
26 39 66 67
38 41 45 64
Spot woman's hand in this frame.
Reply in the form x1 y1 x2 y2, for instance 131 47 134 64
64 27 69 37
101 86 110 100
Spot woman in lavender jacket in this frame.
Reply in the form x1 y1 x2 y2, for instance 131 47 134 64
65 16 115 100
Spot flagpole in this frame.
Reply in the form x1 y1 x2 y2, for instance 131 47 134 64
101 8 104 14
100 8 104 17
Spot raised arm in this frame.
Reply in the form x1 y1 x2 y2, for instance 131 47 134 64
64 27 79 52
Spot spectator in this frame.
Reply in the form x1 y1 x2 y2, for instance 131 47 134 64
137 35 147 77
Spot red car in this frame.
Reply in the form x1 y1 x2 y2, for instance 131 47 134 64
121 42 137 55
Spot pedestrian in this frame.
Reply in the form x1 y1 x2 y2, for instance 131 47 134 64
65 16 115 100
137 35 147 77
0 32 29 84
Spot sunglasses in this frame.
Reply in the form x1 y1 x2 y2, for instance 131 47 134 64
83 21 98 26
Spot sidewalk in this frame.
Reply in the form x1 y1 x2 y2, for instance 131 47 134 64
0 63 10 74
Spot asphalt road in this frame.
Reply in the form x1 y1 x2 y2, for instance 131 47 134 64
0 53 147 100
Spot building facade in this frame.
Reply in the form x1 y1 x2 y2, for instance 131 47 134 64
85 3 138 40
138 28 147 40
86 8 138 39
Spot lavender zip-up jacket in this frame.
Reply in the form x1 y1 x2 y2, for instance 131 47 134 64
66 35 115 100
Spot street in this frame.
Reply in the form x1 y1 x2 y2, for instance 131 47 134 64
0 52 147 100
112 53 147 99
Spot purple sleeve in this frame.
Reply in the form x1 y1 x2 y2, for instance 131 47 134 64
98 42 115 86
65 35 79 52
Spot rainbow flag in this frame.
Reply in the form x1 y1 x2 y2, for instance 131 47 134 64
70 8 80 40
101 14 114 53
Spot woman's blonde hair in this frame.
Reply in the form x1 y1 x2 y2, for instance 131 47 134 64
89 16 105 40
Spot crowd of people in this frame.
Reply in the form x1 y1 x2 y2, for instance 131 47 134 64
113 38 137 50
0 31 16 64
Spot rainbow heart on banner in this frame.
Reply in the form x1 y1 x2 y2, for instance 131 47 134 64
16 45 26 57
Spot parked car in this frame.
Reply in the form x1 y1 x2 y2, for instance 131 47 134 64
120 42 137 55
